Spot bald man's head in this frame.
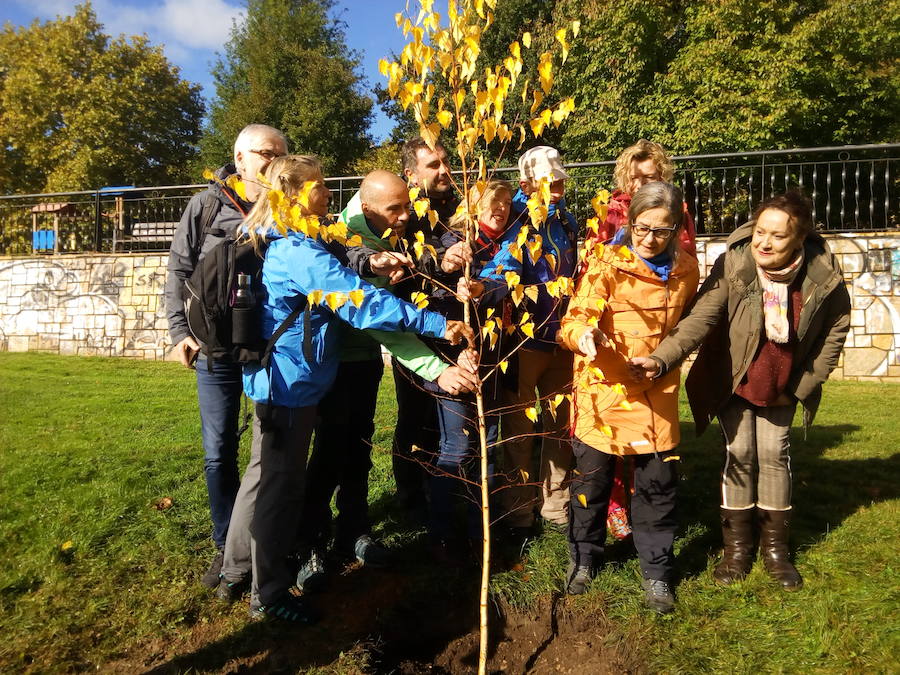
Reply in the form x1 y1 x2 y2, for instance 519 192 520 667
360 170 412 238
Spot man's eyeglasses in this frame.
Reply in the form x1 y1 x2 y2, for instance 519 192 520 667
632 224 677 240
249 148 283 161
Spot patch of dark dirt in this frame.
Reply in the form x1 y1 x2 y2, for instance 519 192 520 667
105 553 642 674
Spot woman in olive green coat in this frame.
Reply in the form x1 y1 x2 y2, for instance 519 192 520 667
630 191 850 590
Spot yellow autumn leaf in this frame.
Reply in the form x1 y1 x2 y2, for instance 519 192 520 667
202 168 216 182
486 307 495 319
60 540 75 552
408 186 421 202
499 359 509 373
347 234 363 247
524 285 539 303
617 246 634 261
436 109 454 128
596 297 607 311
555 28 569 63
572 20 581 38
325 292 347 311
307 289 324 306
612 382 627 396
348 289 365 308
511 283 525 306
427 209 439 228
530 89 544 115
589 366 606 380
600 425 613 437
504 271 521 289
538 52 553 93
226 174 248 202
618 399 633 411
524 406 539 423
577 493 588 508
519 468 530 482
522 31 531 48
521 322 535 338
411 291 429 309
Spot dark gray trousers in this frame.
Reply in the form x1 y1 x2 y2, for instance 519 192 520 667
221 403 316 605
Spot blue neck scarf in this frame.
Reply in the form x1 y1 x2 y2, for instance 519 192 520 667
630 247 673 281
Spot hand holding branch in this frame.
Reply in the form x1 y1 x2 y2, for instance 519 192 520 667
370 251 413 284
627 356 661 380
444 319 476 349
441 240 474 273
577 327 609 361
456 277 485 301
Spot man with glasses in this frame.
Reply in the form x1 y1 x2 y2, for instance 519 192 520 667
165 123 288 587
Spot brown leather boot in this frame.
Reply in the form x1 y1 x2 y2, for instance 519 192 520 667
757 507 803 590
713 507 755 585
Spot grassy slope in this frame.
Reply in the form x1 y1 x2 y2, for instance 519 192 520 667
0 353 897 673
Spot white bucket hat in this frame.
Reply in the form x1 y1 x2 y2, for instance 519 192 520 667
518 146 569 183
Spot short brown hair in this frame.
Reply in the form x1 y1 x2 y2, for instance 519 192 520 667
621 181 685 257
402 136 445 173
613 139 675 193
753 190 814 238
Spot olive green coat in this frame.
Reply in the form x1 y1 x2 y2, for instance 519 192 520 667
651 222 851 434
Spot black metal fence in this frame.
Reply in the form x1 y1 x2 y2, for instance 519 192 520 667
1 144 896 256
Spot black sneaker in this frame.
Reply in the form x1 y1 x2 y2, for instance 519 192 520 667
296 548 328 593
566 560 594 595
249 593 320 624
215 576 249 603
641 578 675 614
201 550 224 588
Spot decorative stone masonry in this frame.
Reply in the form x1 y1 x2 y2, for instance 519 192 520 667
1 232 898 379
0 254 170 360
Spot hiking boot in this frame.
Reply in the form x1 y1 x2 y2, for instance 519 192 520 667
713 507 755 585
758 508 803 591
351 535 392 569
296 548 328 593
201 550 224 588
215 576 249 603
249 593 320 624
642 578 675 614
565 560 594 595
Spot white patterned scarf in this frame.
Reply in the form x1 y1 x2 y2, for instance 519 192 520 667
756 250 804 343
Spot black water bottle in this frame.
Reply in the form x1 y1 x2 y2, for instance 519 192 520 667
231 273 257 345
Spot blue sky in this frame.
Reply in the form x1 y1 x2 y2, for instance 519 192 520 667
0 0 406 142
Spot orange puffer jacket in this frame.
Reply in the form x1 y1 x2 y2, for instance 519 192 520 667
560 244 699 454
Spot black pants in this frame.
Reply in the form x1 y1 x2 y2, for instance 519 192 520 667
569 438 679 582
297 359 383 550
391 358 439 510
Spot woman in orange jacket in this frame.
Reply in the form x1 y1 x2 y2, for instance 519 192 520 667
559 181 699 613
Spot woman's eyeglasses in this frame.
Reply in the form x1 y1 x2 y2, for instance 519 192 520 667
632 224 677 240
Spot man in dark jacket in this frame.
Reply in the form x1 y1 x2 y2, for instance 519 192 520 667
165 124 287 586
389 137 472 517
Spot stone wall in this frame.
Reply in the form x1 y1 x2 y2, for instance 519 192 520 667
0 254 169 359
1 232 899 378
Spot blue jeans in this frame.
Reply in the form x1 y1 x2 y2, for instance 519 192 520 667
195 356 243 549
430 396 499 541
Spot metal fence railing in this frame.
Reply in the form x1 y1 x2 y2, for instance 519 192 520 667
1 144 897 256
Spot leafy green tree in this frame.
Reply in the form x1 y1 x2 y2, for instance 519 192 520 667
202 0 373 175
0 4 204 193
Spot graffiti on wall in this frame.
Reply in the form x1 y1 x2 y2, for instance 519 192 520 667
0 257 169 356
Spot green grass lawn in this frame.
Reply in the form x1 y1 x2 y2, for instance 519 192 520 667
0 352 897 673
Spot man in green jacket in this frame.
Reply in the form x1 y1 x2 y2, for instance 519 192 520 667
293 170 478 591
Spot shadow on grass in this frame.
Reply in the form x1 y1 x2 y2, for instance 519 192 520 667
672 421 899 579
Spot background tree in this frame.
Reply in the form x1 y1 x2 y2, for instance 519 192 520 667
202 0 373 175
0 4 203 194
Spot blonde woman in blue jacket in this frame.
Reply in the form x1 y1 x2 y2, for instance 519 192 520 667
217 155 474 623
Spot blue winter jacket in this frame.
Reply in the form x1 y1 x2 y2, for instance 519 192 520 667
478 189 578 350
243 230 447 408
